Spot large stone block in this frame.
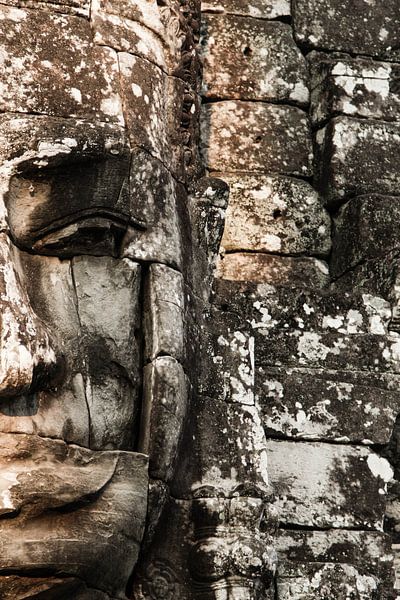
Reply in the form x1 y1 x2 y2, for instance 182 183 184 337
201 16 309 104
121 154 188 269
0 433 148 598
118 52 185 177
331 195 400 278
276 562 379 600
2 0 90 14
293 0 400 60
201 101 313 175
257 366 400 444
140 357 188 482
275 529 393 583
72 256 142 450
267 440 391 529
216 253 329 287
257 329 400 374
144 263 185 363
315 117 400 207
201 0 290 18
310 54 400 124
0 6 123 122
220 174 331 256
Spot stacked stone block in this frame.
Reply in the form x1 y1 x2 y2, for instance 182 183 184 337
200 0 400 597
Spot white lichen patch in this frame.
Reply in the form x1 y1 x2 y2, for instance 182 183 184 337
367 454 393 483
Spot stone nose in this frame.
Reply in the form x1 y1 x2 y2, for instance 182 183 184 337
0 233 62 398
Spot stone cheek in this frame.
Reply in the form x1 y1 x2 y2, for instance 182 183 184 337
0 5 123 122
201 16 309 104
220 174 331 257
201 102 313 175
293 0 400 60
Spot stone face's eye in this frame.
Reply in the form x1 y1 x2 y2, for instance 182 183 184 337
6 168 133 257
1 116 147 258
31 216 128 257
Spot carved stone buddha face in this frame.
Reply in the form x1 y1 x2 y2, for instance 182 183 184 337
0 2 192 598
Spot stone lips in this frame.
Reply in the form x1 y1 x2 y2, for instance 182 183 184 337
0 433 148 598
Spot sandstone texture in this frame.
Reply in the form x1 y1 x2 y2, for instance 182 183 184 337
293 0 400 60
0 6 123 122
201 16 309 103
217 253 330 287
258 367 400 444
310 54 400 125
315 116 400 207
0 433 148 598
220 174 331 256
331 195 400 279
2 0 90 16
267 440 389 529
201 102 313 175
277 562 379 600
201 0 290 18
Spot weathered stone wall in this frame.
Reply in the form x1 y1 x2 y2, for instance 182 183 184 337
2 0 400 598
199 0 400 598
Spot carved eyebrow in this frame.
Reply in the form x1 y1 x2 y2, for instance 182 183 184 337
29 208 147 241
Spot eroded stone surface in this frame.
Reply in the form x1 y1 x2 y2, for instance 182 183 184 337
293 0 400 60
0 6 123 122
267 440 390 529
121 154 187 269
276 529 393 582
2 0 90 16
315 117 400 207
140 356 188 482
310 53 400 124
277 562 379 600
172 395 271 499
258 367 400 444
72 256 141 450
201 101 313 175
118 53 185 177
0 576 111 600
201 0 290 19
257 329 400 374
0 433 148 598
220 174 331 256
214 279 393 337
201 16 309 103
331 195 400 279
144 263 185 362
217 253 329 287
